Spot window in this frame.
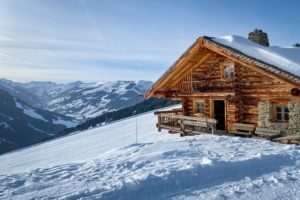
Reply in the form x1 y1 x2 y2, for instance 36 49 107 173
229 64 235 79
275 104 289 122
194 100 205 114
284 106 289 121
222 63 234 80
224 65 229 79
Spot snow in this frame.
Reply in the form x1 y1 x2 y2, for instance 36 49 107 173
0 122 15 132
135 80 153 92
0 113 13 120
27 124 45 134
121 97 130 101
33 80 152 120
1 106 300 199
0 138 13 145
82 81 130 96
15 98 48 122
52 117 78 128
212 35 300 78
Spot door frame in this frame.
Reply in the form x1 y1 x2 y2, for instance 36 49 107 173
210 99 227 131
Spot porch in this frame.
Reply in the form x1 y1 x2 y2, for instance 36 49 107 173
154 108 300 145
154 108 218 136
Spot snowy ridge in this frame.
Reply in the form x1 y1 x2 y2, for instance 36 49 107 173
0 107 300 199
0 79 153 121
43 80 153 120
212 35 300 77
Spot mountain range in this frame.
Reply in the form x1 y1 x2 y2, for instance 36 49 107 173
0 89 78 154
0 78 153 154
0 78 153 121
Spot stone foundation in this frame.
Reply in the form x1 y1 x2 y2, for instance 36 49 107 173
269 122 289 133
258 100 300 135
287 102 300 135
258 100 273 128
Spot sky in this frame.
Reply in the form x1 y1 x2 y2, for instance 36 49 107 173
0 0 300 83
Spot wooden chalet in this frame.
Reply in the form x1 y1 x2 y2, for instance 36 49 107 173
145 30 300 142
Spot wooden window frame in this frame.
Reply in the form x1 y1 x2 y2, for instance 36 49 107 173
221 63 235 80
194 100 205 114
273 104 289 122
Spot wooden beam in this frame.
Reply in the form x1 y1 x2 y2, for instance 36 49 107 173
170 53 212 88
176 92 235 97
145 42 203 98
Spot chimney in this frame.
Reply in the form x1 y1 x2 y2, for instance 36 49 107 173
248 29 270 47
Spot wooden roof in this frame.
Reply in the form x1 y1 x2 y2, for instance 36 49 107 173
145 36 300 98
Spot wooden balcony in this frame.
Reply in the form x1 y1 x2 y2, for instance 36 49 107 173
154 109 217 136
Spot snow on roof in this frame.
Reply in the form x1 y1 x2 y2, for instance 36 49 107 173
212 35 300 78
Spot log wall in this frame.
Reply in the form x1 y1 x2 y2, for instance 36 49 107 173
175 52 296 132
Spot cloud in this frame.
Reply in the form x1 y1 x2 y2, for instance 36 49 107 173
79 0 103 41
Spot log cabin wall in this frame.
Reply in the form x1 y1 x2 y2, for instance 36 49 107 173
184 97 211 117
238 64 293 128
174 51 297 132
175 53 238 131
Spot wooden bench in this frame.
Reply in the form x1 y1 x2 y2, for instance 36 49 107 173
180 117 216 136
273 135 300 144
255 128 282 140
233 123 255 137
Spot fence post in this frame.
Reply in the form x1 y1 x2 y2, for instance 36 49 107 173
180 119 185 137
157 115 162 132
212 123 216 135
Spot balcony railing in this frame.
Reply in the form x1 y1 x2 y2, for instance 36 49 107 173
154 109 217 136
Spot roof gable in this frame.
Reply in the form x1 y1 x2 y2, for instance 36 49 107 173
211 35 300 78
146 35 300 98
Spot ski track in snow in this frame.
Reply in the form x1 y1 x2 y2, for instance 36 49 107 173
0 107 300 200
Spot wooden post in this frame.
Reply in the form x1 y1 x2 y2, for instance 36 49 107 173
180 118 185 137
182 97 189 116
212 123 216 135
157 115 162 132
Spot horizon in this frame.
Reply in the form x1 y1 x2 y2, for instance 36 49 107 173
1 0 300 83
0 77 153 84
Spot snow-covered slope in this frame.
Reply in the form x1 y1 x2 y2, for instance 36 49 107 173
0 79 153 121
0 89 78 155
1 106 300 200
213 35 300 77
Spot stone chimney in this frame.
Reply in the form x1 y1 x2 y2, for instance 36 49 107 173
248 29 270 47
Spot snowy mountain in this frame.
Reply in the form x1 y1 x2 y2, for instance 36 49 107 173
42 80 152 120
0 78 153 121
1 106 300 199
0 78 41 107
0 89 78 154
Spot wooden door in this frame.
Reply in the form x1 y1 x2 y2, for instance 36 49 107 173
213 100 226 130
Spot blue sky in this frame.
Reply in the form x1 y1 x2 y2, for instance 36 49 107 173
0 0 299 83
